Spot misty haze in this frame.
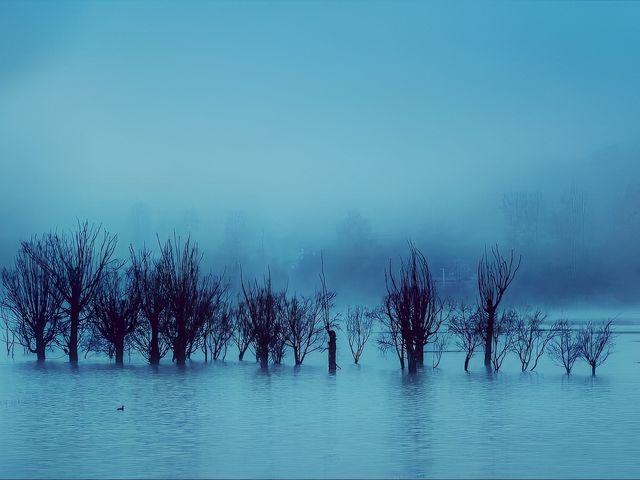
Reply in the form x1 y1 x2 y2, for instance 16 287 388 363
1 1 639 479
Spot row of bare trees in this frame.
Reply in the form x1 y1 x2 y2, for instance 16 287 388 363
0 221 341 369
372 242 614 376
237 260 339 369
0 223 615 375
447 304 614 375
0 222 229 366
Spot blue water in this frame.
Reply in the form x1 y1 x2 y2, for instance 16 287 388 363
1 328 638 478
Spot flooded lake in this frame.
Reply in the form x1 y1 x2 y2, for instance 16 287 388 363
1 326 639 478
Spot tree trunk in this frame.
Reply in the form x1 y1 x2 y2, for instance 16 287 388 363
174 350 187 366
115 343 124 365
591 364 596 376
259 352 268 369
238 350 245 361
35 336 46 362
258 340 269 368
149 328 160 365
415 343 424 367
405 339 417 373
484 309 495 367
464 354 471 372
68 308 80 363
328 330 336 373
294 347 302 366
174 339 187 366
407 352 417 373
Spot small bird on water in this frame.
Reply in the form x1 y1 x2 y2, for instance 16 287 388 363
117 405 124 411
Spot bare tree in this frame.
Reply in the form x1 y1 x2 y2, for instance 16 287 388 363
448 303 484 372
513 308 554 371
578 320 614 376
345 305 374 365
385 242 443 373
283 294 324 366
547 319 581 375
477 245 521 368
1 240 64 362
202 296 234 362
431 334 447 368
159 234 225 366
490 309 517 372
232 297 253 361
241 270 282 368
1 312 16 358
130 246 169 365
318 255 339 373
376 305 405 369
89 267 140 365
23 221 118 362
269 312 287 365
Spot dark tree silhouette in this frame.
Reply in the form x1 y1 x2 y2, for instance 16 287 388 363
270 313 287 365
23 221 118 362
513 308 554 372
317 256 339 373
578 320 614 376
202 296 234 362
384 243 443 373
345 305 374 365
477 245 521 368
232 297 253 361
1 240 64 362
547 319 581 375
241 270 283 368
448 303 484 371
376 304 405 369
489 309 517 372
1 315 16 358
431 334 447 368
89 267 140 365
282 294 324 366
130 246 169 365
159 235 225 366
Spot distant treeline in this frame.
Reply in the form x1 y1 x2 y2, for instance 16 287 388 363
0 221 615 376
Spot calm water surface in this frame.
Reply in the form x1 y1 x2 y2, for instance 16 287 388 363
1 329 639 478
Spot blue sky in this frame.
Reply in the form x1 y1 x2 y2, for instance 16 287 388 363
1 1 639 251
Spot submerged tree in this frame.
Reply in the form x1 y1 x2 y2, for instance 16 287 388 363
384 243 444 373
477 245 521 368
282 294 324 366
578 320 614 376
513 308 554 372
269 313 287 365
23 221 118 362
448 303 484 372
547 319 581 375
377 305 405 370
489 309 517 372
202 296 234 362
232 297 253 361
318 256 339 373
241 270 282 369
345 305 374 365
159 235 225 366
1 240 64 362
431 334 447 368
130 246 169 365
89 267 141 365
